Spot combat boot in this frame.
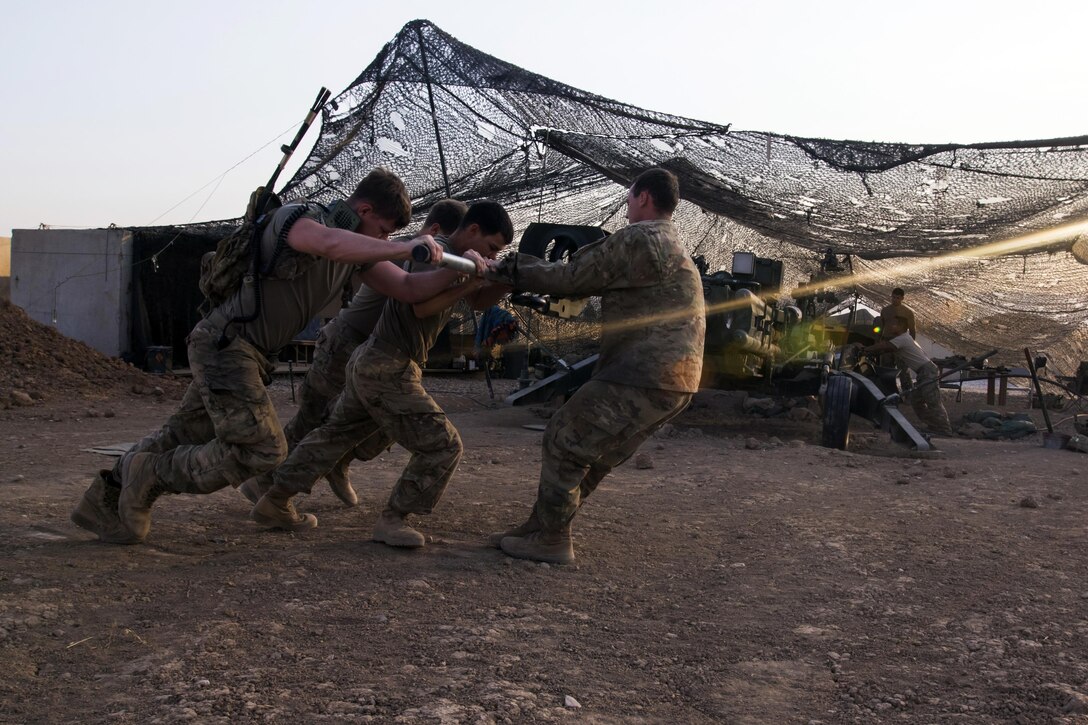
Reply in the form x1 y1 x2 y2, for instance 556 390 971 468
118 452 170 542
500 526 575 565
372 509 426 548
324 462 358 507
251 486 318 531
239 476 271 505
71 470 141 545
487 509 541 548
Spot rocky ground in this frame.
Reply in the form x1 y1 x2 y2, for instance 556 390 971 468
1 370 1087 724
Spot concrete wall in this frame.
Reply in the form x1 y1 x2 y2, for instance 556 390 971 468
10 228 132 357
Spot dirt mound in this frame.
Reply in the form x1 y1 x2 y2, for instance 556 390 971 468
0 299 186 407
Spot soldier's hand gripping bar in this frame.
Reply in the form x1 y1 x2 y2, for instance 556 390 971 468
410 244 480 275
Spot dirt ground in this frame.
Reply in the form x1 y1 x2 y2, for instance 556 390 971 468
1 370 1087 724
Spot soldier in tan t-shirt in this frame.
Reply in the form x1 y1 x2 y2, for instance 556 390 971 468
253 201 512 548
863 315 953 436
238 199 468 508
879 287 916 389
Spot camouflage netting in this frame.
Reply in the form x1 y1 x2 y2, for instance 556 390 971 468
201 20 1088 374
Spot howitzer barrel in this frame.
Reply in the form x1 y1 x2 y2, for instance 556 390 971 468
724 330 781 359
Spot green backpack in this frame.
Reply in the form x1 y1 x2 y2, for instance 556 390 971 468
199 186 282 316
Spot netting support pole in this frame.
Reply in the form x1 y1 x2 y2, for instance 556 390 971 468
416 25 452 198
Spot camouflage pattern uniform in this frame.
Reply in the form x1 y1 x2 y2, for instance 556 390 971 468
108 203 367 496
272 239 464 516
247 282 394 494
886 331 953 435
908 361 954 435
254 236 425 491
488 219 705 530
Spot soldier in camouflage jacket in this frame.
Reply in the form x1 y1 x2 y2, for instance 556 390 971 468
486 168 706 564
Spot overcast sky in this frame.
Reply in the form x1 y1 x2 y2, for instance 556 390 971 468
2 0 1086 237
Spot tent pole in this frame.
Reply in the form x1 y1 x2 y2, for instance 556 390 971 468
415 25 452 198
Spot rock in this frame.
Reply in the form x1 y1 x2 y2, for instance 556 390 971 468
745 437 762 450
742 396 777 416
654 443 666 450
1064 690 1088 715
564 695 582 709
10 475 24 483
1019 497 1039 509
653 424 676 439
104 410 116 418
788 439 806 448
85 409 100 418
153 386 165 396
788 407 818 422
635 454 654 470
895 477 910 485
11 390 35 406
768 436 784 447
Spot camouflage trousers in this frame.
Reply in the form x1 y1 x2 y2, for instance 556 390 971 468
283 316 370 449
273 338 461 515
908 362 954 435
248 316 379 491
535 379 692 530
113 320 287 495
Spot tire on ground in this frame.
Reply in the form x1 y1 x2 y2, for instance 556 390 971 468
821 375 854 450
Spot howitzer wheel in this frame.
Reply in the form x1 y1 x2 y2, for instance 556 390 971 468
821 374 854 450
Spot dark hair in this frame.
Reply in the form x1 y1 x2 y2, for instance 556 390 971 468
632 168 680 214
348 168 411 228
423 199 469 236
459 200 514 244
892 288 905 296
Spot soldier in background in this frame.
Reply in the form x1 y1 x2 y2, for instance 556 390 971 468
862 315 954 436
485 168 706 564
239 199 468 507
71 169 463 544
879 287 916 390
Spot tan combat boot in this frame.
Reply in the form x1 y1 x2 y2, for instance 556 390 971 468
251 486 318 531
500 526 575 565
372 509 426 548
71 470 141 544
239 476 271 505
324 460 358 507
487 508 541 548
118 453 170 542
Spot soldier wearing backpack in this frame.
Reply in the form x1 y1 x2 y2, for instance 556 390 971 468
250 201 513 548
238 198 469 507
71 168 488 544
